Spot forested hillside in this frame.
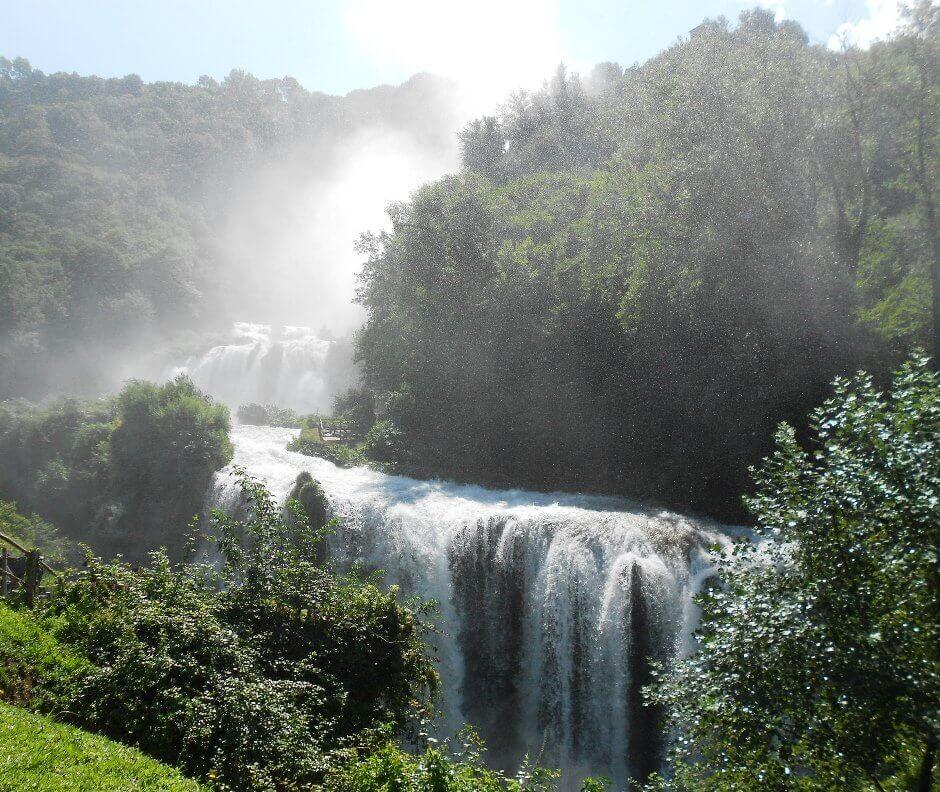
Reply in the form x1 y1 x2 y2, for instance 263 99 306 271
0 57 456 399
356 7 938 517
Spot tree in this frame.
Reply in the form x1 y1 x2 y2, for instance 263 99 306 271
645 355 939 791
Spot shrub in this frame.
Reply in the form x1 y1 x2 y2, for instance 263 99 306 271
39 473 437 790
363 419 406 463
0 376 233 559
325 734 608 791
332 388 376 436
237 403 299 427
287 430 367 468
286 472 330 532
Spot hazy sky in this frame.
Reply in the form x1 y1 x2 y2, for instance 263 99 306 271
0 1 912 100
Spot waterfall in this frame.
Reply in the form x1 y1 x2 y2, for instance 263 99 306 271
171 322 333 413
208 424 729 790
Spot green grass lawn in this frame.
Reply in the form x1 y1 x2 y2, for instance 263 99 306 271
0 702 204 791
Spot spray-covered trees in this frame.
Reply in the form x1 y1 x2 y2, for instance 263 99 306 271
645 355 939 791
0 376 232 558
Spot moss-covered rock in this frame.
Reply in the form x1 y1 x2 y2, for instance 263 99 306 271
287 472 331 532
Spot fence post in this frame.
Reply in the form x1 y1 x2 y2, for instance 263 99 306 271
0 548 7 600
23 550 39 608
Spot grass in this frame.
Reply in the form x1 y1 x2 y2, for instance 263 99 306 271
287 429 367 467
0 702 204 791
0 601 87 710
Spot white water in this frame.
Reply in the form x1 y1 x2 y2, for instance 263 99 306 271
209 424 730 789
171 322 333 413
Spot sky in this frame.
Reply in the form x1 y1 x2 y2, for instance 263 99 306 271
0 1 915 102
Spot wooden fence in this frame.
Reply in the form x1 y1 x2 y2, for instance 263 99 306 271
0 530 56 608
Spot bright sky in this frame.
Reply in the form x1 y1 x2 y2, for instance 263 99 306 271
0 1 913 100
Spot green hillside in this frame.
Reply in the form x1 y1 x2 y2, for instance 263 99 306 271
0 702 204 791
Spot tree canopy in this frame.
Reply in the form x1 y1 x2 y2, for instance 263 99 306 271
356 7 939 517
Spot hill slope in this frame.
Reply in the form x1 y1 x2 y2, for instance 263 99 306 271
0 702 204 791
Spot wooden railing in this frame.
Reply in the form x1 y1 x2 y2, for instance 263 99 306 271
0 530 56 608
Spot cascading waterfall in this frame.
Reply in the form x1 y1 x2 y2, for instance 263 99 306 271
171 322 333 413
207 424 729 790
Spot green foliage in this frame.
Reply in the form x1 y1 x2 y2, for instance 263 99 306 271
0 702 205 792
356 10 937 518
288 429 368 468
0 500 75 563
325 733 606 792
38 472 436 790
0 602 87 711
644 355 939 791
287 471 331 532
237 403 300 427
0 57 456 400
363 420 407 464
0 376 232 559
332 388 377 436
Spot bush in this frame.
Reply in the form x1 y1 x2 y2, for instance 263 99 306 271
332 388 376 436
286 472 330 532
287 430 367 468
40 473 437 790
237 403 299 427
325 735 608 792
363 419 406 463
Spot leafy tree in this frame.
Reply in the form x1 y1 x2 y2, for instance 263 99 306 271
0 500 75 563
0 376 232 558
356 10 937 518
645 355 939 791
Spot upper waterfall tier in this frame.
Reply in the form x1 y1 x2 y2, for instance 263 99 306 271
208 424 732 789
171 323 333 413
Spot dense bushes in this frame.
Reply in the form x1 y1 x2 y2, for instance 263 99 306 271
237 403 300 427
288 429 367 468
356 9 938 519
645 356 939 791
0 473 437 790
0 376 232 558
325 739 608 791
363 420 407 464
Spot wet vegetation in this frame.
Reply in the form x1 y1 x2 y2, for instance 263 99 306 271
0 376 231 559
356 8 938 520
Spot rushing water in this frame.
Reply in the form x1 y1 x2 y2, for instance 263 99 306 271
171 323 334 413
208 424 729 789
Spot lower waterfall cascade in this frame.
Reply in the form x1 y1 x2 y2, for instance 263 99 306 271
207 424 731 789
